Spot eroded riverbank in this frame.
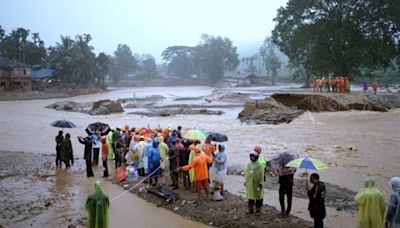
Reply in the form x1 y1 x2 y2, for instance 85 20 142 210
0 85 399 227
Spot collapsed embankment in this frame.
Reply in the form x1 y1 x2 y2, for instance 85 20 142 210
239 92 400 124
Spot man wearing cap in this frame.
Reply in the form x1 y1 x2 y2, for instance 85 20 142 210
180 146 213 200
244 151 264 213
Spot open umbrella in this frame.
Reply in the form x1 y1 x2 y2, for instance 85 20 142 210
285 156 328 185
51 120 76 129
183 129 208 140
207 132 228 142
270 151 298 176
86 122 110 136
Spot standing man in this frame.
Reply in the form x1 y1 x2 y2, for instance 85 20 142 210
385 177 400 228
85 181 110 228
78 136 94 178
307 173 326 228
55 130 64 167
278 166 296 217
158 136 169 183
355 178 385 228
244 151 265 214
101 137 109 177
61 133 73 167
372 80 379 94
91 133 101 166
168 140 179 189
177 126 183 139
148 141 161 186
180 146 213 201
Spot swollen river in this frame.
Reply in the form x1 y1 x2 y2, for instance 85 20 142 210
0 85 399 227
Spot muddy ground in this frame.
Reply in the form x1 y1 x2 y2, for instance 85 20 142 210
0 150 360 227
0 151 87 228
115 178 313 228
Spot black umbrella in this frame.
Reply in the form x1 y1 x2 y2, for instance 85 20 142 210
86 122 110 136
207 132 228 142
51 120 76 128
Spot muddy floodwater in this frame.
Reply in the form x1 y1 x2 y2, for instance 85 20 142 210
1 85 399 227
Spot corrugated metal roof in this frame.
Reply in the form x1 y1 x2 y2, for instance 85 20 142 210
32 68 54 79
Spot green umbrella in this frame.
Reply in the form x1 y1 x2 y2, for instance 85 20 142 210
183 129 208 140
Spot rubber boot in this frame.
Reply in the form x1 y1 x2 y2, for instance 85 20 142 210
213 190 224 201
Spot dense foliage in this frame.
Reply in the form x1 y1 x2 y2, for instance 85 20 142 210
272 0 400 86
0 26 46 65
162 34 240 81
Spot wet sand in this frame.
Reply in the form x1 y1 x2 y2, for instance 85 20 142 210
1 86 399 227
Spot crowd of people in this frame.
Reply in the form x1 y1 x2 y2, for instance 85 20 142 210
313 76 380 94
55 125 399 228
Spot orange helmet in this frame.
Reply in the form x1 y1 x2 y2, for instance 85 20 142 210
254 146 262 154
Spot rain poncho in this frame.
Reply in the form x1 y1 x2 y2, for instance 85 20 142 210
355 178 385 228
148 141 161 177
386 177 400 228
209 147 227 183
106 131 114 160
257 154 266 170
143 138 153 174
182 148 213 181
245 158 264 200
157 136 168 170
133 140 146 168
188 148 196 183
85 181 110 228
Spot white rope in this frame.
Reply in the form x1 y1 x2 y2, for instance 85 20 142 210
110 165 161 202
110 164 182 202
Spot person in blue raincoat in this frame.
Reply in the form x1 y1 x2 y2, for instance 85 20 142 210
385 177 400 228
148 141 161 186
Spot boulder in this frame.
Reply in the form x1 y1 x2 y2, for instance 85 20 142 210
89 99 124 115
45 101 91 113
238 97 304 124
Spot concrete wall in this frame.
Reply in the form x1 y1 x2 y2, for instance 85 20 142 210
0 67 32 91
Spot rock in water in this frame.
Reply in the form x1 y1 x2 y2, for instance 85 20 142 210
238 97 304 125
89 99 124 115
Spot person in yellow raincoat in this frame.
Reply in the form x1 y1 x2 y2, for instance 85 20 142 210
354 178 386 228
244 151 264 213
188 141 201 192
85 181 110 228
106 128 115 160
158 136 168 183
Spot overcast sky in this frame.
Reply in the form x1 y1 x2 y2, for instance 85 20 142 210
1 0 288 62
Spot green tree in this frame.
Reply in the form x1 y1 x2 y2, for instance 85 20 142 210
96 52 109 89
161 46 195 78
48 34 98 85
141 56 157 78
243 55 258 76
194 34 239 81
272 0 400 87
259 37 281 85
108 44 136 85
0 27 46 65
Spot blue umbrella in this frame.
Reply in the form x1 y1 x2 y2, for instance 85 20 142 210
286 156 328 186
